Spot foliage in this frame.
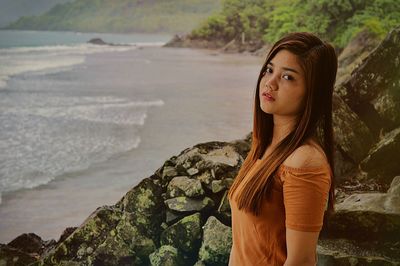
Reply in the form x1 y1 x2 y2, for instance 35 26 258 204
190 0 400 48
4 0 223 34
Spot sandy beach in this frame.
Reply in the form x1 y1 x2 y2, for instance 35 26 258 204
0 45 264 243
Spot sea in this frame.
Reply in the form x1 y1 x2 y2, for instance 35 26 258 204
0 29 262 243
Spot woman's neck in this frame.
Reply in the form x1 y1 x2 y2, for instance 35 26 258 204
271 115 298 146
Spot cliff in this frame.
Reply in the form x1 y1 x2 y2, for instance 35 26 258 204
1 26 400 266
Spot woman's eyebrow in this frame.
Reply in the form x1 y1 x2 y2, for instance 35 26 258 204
268 61 300 74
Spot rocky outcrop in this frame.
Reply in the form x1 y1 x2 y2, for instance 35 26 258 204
325 176 400 242
87 38 134 47
331 27 400 190
332 94 375 175
360 127 400 183
335 30 381 86
0 233 54 265
1 27 400 266
163 34 265 54
336 27 400 137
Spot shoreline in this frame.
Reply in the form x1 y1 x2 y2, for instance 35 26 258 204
0 45 261 244
163 33 271 58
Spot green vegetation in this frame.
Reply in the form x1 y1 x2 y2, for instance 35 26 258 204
190 0 400 48
4 0 222 34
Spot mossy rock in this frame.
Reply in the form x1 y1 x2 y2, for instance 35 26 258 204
40 206 122 265
165 196 214 213
167 176 205 198
160 212 202 254
198 216 232 265
149 245 184 266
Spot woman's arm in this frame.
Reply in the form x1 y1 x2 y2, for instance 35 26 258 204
281 143 331 265
284 228 319 266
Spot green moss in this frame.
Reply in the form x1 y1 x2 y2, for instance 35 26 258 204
137 188 156 209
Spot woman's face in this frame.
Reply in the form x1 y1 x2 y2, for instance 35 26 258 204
259 49 307 118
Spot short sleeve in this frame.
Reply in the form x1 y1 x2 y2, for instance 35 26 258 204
281 167 331 232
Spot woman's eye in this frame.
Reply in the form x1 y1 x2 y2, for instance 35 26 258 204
266 67 273 73
283 74 293 80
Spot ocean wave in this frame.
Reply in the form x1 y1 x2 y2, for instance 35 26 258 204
0 43 143 89
2 96 164 126
0 132 142 205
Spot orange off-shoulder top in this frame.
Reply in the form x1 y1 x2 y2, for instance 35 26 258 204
228 159 332 265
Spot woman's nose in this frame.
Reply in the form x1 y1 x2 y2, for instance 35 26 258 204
265 78 277 91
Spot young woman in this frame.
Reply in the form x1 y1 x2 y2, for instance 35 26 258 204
227 32 338 266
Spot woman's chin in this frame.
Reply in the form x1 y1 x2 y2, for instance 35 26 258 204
260 105 274 114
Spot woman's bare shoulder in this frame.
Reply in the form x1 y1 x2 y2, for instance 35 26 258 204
282 139 328 169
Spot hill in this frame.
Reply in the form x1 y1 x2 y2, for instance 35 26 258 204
0 0 73 27
3 0 222 34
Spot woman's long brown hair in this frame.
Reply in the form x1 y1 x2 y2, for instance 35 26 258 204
228 32 338 217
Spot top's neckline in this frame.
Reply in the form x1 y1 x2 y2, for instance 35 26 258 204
256 158 330 172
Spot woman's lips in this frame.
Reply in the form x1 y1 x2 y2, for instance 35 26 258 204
262 92 275 101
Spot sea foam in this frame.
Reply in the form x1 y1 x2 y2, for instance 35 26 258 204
0 43 143 89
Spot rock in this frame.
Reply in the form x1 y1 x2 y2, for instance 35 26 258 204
165 210 186 225
174 147 203 170
340 26 400 136
252 43 273 57
360 127 400 184
198 216 232 265
187 167 199 176
116 177 164 238
372 89 400 130
174 143 242 179
87 38 134 47
163 34 186 48
163 33 228 50
317 238 399 265
193 260 206 266
216 191 232 224
332 93 375 164
167 176 205 198
335 29 381 86
57 227 78 243
163 32 264 54
7 233 46 255
40 206 123 265
229 132 252 160
114 212 156 263
87 235 135 266
0 243 39 266
211 178 234 193
164 196 215 213
160 212 202 254
196 170 214 188
327 176 400 242
199 145 240 168
332 146 355 182
211 180 225 193
149 245 183 266
88 38 108 45
162 166 178 180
